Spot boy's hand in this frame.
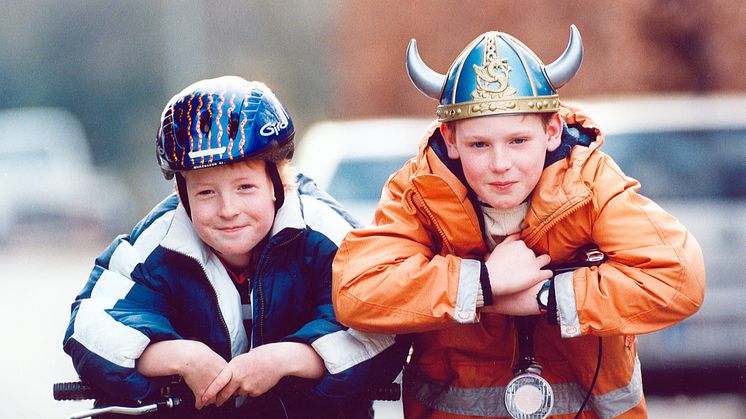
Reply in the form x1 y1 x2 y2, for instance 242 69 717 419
136 339 228 410
485 234 552 297
178 341 230 409
202 342 325 407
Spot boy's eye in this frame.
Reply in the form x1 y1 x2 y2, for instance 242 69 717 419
511 138 527 144
238 184 256 191
471 141 488 148
195 189 214 197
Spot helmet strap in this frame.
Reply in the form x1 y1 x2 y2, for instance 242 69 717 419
266 162 285 211
175 173 192 218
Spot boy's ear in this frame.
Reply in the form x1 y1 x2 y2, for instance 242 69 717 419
546 113 563 152
439 123 460 159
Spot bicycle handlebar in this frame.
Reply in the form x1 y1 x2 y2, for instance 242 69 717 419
66 399 180 419
53 380 402 402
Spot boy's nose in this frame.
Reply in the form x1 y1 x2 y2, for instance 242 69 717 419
218 194 240 217
490 148 512 172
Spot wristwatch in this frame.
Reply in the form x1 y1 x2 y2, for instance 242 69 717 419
536 280 552 314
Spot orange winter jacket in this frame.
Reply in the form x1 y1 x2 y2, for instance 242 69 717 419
332 106 705 418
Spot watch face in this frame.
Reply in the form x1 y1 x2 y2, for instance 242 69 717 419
539 288 550 306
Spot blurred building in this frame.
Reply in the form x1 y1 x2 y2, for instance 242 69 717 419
331 0 746 117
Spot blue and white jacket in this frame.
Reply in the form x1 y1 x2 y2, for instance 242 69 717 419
63 175 401 408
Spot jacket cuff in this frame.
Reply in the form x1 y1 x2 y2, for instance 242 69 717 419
554 271 581 337
454 259 481 323
479 261 494 306
310 329 396 375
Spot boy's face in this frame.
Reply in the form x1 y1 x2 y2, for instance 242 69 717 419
441 113 562 210
183 159 276 268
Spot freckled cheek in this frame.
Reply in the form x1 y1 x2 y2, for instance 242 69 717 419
196 211 220 231
461 158 486 184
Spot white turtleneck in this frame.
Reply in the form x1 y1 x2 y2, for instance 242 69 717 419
480 201 529 251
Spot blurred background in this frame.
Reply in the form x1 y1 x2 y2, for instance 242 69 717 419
1 1 745 418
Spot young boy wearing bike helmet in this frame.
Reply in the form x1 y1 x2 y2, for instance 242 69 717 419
64 76 405 418
332 27 705 418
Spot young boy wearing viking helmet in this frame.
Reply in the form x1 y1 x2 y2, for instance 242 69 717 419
333 26 705 418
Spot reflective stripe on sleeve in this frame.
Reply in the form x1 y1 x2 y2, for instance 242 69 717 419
454 259 481 324
312 329 396 374
555 271 581 337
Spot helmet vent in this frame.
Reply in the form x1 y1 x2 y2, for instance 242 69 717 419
228 112 239 140
199 111 212 136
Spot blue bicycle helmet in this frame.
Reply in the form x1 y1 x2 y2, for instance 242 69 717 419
156 76 295 213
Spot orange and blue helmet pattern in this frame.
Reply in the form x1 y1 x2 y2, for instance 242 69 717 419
156 76 294 179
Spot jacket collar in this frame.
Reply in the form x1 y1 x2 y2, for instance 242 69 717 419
526 105 604 230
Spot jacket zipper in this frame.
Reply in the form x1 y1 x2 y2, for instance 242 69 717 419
177 252 233 358
525 195 593 248
254 230 303 345
411 188 456 255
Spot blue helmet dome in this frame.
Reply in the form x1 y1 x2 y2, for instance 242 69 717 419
157 76 294 180
406 26 583 122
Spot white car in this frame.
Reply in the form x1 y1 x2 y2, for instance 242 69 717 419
294 95 746 390
0 107 134 244
294 117 432 224
575 95 746 391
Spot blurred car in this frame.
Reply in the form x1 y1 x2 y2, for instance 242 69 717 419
294 118 432 224
0 107 134 244
293 95 746 391
575 95 746 391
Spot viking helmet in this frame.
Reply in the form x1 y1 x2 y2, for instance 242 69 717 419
407 26 583 122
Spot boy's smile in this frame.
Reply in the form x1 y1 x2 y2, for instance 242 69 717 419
183 160 276 268
441 113 562 210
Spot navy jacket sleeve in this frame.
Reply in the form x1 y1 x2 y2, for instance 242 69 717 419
62 198 184 400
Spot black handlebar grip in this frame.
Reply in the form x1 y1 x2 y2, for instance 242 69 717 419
53 381 102 401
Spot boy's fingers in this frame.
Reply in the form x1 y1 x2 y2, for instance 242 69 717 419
202 368 232 407
216 379 241 407
537 253 551 267
503 233 520 243
539 269 554 282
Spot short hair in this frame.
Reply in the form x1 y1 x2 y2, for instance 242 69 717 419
276 159 298 192
446 112 557 135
